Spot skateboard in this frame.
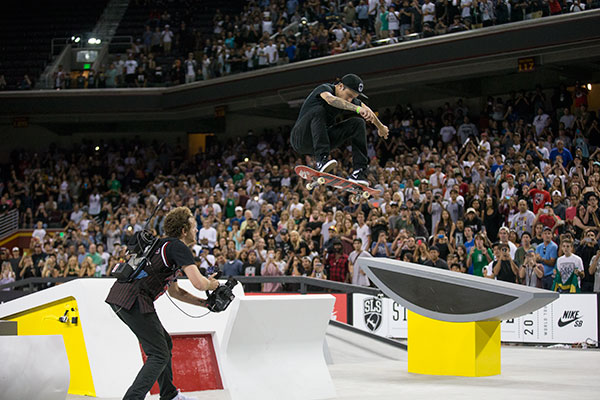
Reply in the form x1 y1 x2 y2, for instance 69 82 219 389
295 165 383 204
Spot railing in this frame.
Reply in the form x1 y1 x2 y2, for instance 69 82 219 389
0 210 19 241
0 276 382 298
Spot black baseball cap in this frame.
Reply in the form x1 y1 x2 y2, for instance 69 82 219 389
340 74 368 99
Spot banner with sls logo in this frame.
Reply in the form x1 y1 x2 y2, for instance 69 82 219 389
352 294 408 338
353 293 597 344
501 294 598 343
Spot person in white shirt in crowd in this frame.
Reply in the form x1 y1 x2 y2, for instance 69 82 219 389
554 239 584 292
70 203 84 225
161 24 174 54
88 189 102 217
429 163 446 196
348 238 371 286
386 5 400 36
559 107 575 129
460 0 473 20
265 39 279 67
114 54 125 86
32 220 47 243
422 0 436 27
354 212 371 251
262 12 273 35
198 218 217 250
497 226 517 259
532 107 550 136
184 52 198 83
500 174 518 200
124 53 138 87
330 22 347 42
243 44 256 71
256 42 269 68
97 243 110 276
440 119 457 143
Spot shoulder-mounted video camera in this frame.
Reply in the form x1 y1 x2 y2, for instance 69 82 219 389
205 277 238 313
111 198 165 283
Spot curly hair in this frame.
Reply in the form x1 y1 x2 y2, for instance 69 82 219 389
164 207 193 238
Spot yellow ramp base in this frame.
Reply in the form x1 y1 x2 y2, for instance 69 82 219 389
2 297 96 396
407 311 500 377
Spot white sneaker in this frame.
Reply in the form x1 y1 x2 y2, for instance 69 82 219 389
171 390 198 400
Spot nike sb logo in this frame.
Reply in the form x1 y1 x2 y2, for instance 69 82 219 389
558 310 582 327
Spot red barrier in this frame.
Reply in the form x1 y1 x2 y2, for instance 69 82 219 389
141 334 223 394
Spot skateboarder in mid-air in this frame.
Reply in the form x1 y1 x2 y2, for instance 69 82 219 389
290 74 389 186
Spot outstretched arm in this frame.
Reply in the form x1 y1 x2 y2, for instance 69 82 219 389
320 91 362 113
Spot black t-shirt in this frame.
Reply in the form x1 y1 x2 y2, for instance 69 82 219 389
424 258 448 270
162 238 196 270
9 257 21 277
269 174 282 189
295 83 361 128
576 243 598 283
242 261 262 292
496 260 517 283
277 239 292 256
400 7 412 25
464 216 483 235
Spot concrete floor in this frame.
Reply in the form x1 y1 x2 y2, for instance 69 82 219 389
69 324 600 400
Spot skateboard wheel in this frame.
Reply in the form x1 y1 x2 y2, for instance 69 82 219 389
317 177 326 185
351 195 361 204
306 183 314 190
362 191 371 199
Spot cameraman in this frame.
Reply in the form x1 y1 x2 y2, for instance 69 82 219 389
106 207 219 400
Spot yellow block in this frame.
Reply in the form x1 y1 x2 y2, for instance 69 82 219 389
407 310 501 377
3 296 96 396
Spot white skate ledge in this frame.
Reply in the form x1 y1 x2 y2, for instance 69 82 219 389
220 295 337 400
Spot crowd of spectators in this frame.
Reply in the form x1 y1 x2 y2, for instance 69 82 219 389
1 81 599 294
39 0 600 90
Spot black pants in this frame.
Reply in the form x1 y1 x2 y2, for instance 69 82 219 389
581 280 594 293
291 108 369 170
542 275 554 290
111 302 178 400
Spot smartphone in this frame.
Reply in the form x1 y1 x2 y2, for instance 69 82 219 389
438 234 444 239
417 240 422 245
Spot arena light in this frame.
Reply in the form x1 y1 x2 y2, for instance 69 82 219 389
72 36 81 43
94 146 100 151
87 38 102 45
587 83 592 91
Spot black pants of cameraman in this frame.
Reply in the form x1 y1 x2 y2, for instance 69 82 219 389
111 301 178 400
